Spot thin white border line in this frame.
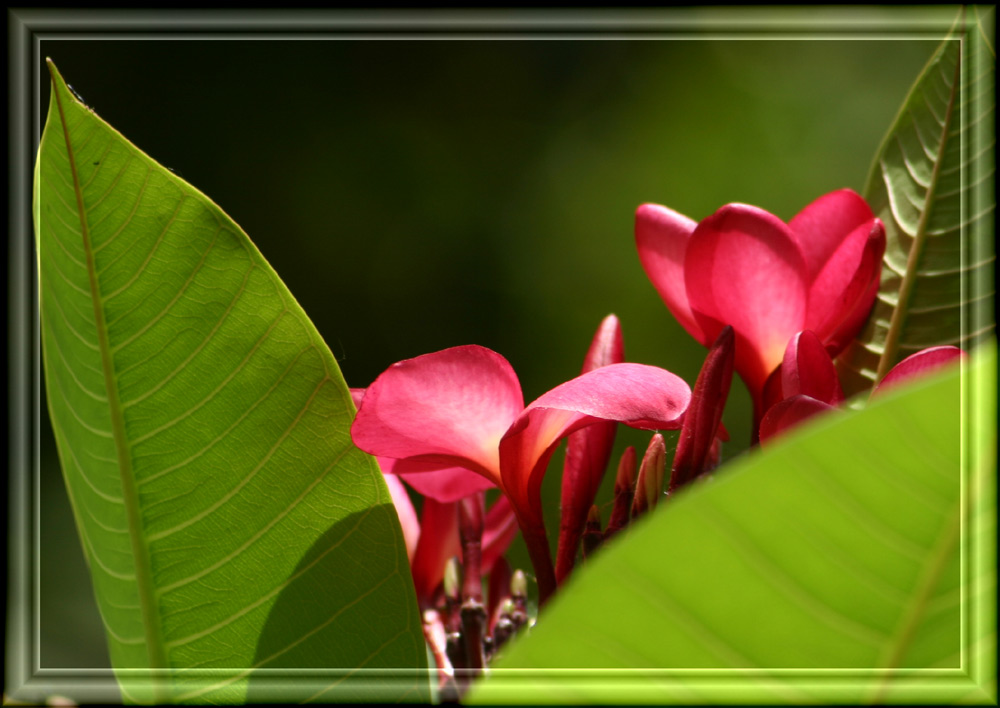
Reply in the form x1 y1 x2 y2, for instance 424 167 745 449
958 29 967 676
32 33 952 42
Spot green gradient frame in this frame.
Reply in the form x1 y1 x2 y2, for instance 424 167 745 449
7 7 994 705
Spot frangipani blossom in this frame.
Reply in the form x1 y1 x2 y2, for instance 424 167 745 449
352 345 690 603
636 189 885 428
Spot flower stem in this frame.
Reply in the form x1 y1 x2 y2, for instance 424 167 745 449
517 514 556 606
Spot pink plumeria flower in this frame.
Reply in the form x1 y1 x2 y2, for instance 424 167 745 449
351 344 690 604
635 188 885 430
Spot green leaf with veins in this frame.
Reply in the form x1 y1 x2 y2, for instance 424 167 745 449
34 59 427 703
837 6 995 395
468 344 996 704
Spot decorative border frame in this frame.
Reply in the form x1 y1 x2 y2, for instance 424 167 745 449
7 7 994 704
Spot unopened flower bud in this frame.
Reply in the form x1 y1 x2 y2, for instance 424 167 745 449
444 556 461 602
632 433 666 519
605 446 636 540
582 505 603 559
510 569 527 600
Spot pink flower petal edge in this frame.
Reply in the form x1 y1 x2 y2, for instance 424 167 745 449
759 394 838 444
499 362 690 599
351 346 524 486
384 473 419 562
781 330 843 405
873 346 966 397
788 188 876 280
635 203 704 343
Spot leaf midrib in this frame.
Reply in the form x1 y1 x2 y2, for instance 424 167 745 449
869 498 962 702
874 22 963 382
49 59 167 675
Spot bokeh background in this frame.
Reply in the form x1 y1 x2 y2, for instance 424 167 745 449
35 24 937 668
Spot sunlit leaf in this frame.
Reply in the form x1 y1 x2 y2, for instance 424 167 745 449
33 60 427 703
468 344 995 704
838 7 995 395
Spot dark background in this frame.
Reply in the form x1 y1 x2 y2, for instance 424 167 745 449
33 29 934 668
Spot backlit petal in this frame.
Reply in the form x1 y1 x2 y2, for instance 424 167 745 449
818 220 886 355
759 394 838 443
788 188 875 279
351 345 524 486
685 203 809 396
500 363 690 526
409 498 461 608
500 362 690 603
635 203 705 343
781 330 844 405
805 220 885 350
394 461 496 503
384 473 419 562
873 346 966 396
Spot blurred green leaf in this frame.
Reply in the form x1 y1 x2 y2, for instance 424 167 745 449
838 6 995 395
33 60 427 703
468 343 995 704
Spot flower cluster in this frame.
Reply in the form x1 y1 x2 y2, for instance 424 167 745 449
349 187 962 687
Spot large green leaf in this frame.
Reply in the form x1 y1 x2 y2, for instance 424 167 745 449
33 60 427 703
468 344 995 704
838 7 995 394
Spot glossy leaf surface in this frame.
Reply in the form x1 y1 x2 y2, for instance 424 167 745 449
838 8 995 394
34 60 427 703
468 345 995 704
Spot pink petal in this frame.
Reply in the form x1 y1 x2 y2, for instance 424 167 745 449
499 363 690 604
684 203 809 398
635 203 706 344
356 385 494 502
383 473 419 562
556 314 624 583
872 346 966 397
392 460 496 503
819 220 886 356
500 363 690 526
788 188 875 280
781 330 844 405
759 394 838 444
804 220 886 352
409 498 461 608
351 346 524 486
